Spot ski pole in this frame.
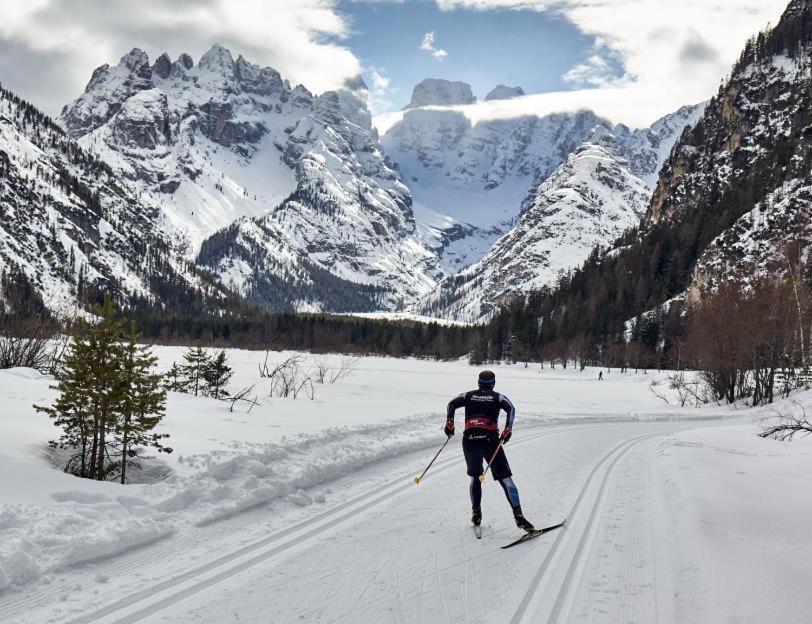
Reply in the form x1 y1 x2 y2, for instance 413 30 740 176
414 436 452 485
479 440 504 482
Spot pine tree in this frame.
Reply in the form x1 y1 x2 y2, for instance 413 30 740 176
115 324 171 484
35 295 125 480
180 345 209 396
203 350 232 399
164 362 188 393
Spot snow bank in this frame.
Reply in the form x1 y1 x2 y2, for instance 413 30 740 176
654 401 812 622
0 346 732 593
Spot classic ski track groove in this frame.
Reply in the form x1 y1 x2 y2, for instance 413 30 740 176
17 424 588 624
509 431 663 624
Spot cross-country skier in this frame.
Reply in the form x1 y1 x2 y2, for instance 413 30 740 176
445 370 535 532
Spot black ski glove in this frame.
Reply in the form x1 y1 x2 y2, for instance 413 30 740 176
500 427 512 444
444 421 455 437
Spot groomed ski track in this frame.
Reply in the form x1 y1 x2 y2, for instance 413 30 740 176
1 420 725 623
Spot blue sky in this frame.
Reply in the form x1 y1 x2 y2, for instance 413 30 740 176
339 1 620 114
0 0 789 127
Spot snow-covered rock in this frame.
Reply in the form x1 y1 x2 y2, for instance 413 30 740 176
0 83 206 314
484 85 525 101
418 104 706 322
403 78 476 109
61 46 441 312
383 107 610 275
643 0 812 298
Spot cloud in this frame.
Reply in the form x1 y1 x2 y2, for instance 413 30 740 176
431 0 788 125
562 49 628 88
419 31 449 60
369 69 391 92
0 0 362 116
679 32 720 65
365 66 398 116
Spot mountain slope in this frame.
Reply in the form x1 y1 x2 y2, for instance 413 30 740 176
0 83 209 315
476 0 812 360
61 46 439 312
419 104 705 322
646 0 812 296
382 104 608 273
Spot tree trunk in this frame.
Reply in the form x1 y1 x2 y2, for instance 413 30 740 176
120 429 128 485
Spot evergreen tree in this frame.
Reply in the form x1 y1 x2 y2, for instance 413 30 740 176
36 295 125 480
164 362 187 393
115 324 171 484
203 350 232 399
180 345 210 396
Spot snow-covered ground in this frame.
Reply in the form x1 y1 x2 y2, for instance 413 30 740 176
1 348 810 623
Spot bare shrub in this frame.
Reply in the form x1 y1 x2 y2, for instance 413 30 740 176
760 400 812 441
259 353 314 400
312 357 358 384
0 314 60 371
229 384 260 413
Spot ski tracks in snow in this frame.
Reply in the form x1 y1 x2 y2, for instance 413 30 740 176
509 432 666 624
4 426 584 624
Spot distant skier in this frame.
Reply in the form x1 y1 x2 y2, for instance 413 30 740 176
598 371 603 380
445 370 535 532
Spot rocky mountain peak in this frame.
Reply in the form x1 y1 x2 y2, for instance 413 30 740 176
404 78 476 109
152 53 172 79
120 48 150 74
484 85 525 101
198 43 235 73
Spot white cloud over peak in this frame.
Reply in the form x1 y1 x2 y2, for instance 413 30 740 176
429 0 789 125
419 31 449 59
366 66 398 116
0 0 361 115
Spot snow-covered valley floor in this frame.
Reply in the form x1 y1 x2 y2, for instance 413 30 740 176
2 349 811 623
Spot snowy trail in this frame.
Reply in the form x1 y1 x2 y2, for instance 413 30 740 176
74 423 699 624
1 424 590 624
510 433 660 623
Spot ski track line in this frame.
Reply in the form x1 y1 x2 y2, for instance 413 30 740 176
0 424 580 619
44 425 587 624
509 431 665 624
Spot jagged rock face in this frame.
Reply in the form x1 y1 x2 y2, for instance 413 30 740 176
383 107 612 276
62 45 439 313
688 183 812 303
417 104 706 322
0 85 204 314
420 139 651 322
643 0 812 295
403 79 476 109
484 85 525 101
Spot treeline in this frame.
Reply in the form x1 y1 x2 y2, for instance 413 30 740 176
129 308 476 359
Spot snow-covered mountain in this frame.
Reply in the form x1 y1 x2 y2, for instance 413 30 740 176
382 100 609 273
484 85 525 101
403 78 476 109
645 0 812 300
0 83 208 314
417 104 705 322
61 46 440 312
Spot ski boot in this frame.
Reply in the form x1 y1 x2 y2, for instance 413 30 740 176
512 506 534 532
471 505 482 527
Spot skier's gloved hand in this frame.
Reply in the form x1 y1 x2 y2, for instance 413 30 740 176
500 427 512 444
444 421 455 437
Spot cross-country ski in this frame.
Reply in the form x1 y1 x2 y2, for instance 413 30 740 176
502 520 568 549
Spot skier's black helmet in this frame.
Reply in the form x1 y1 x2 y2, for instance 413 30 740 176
478 370 496 390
